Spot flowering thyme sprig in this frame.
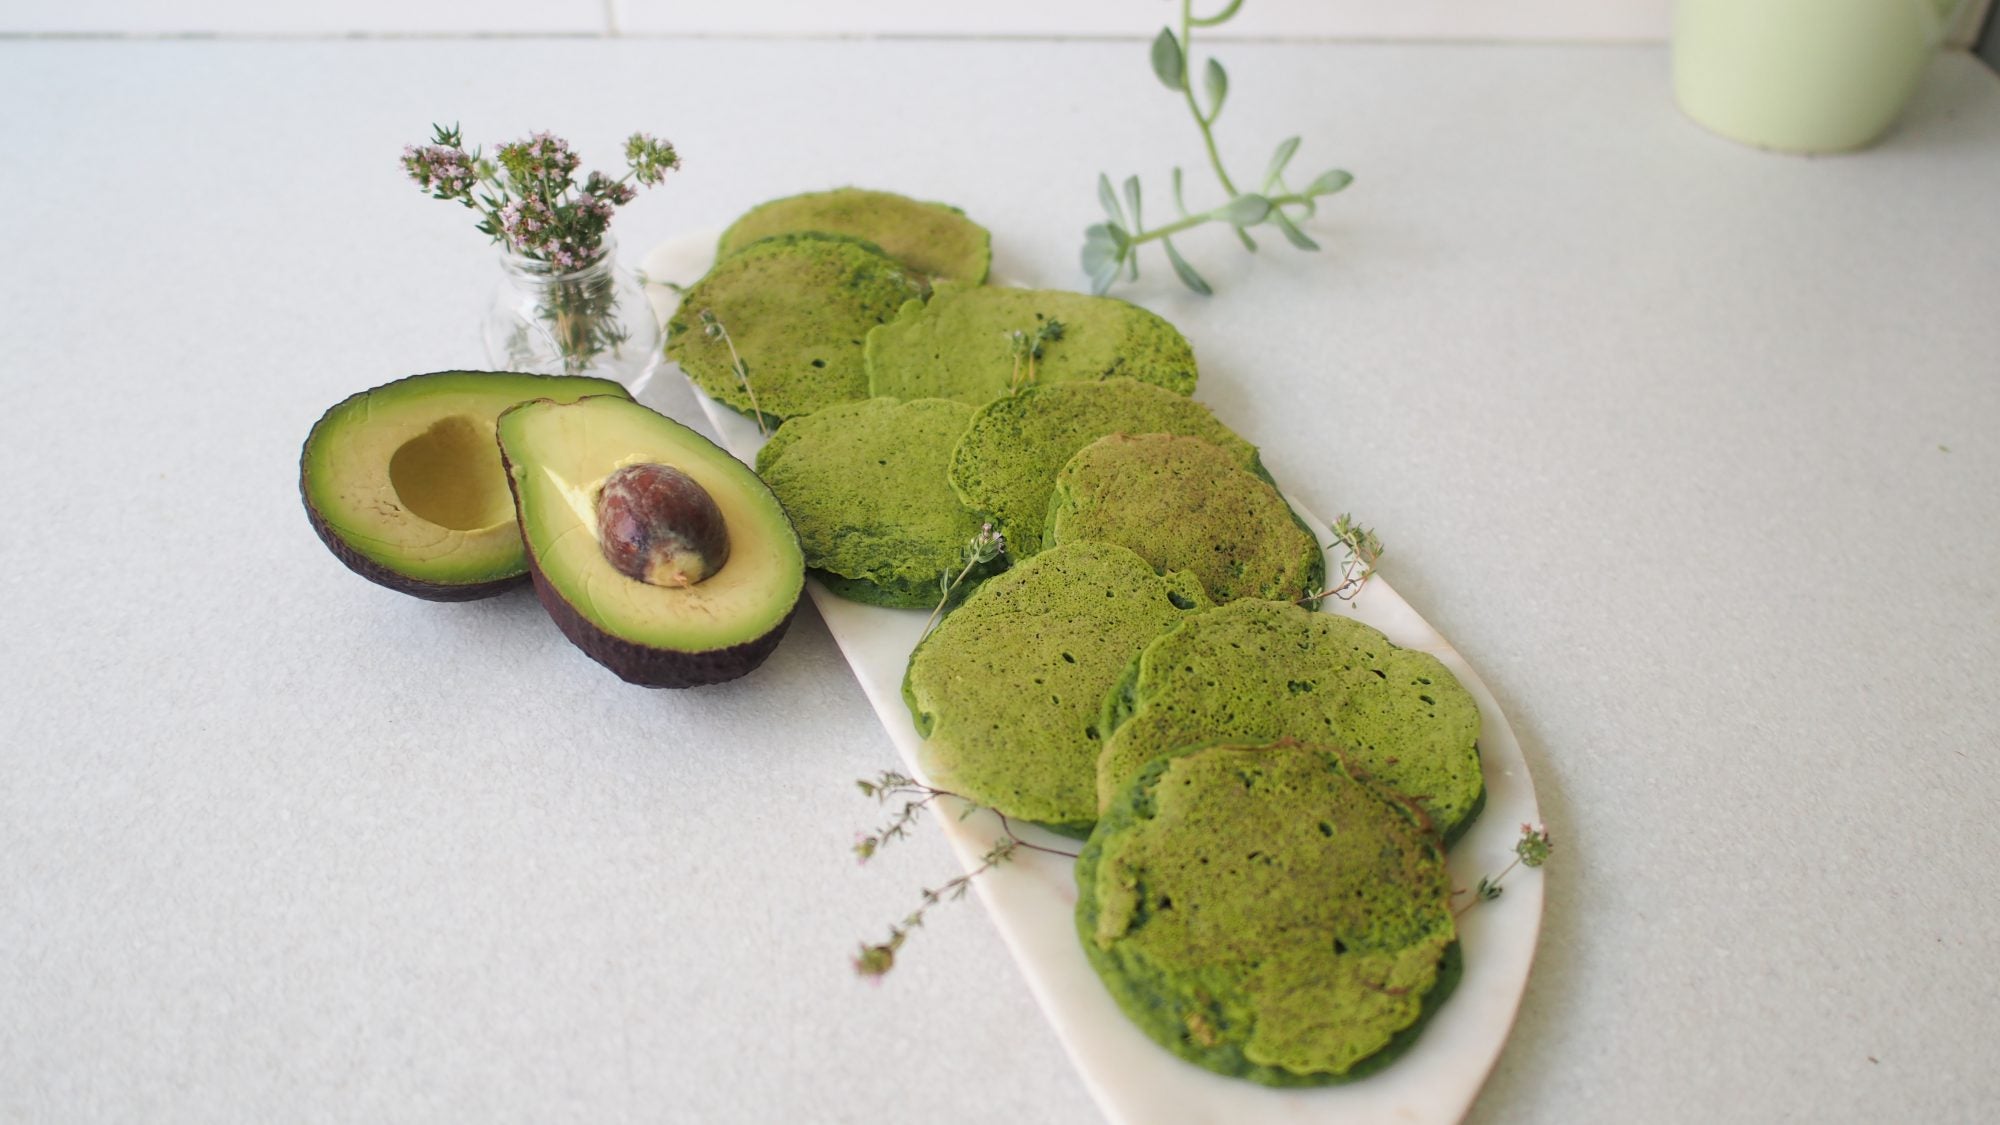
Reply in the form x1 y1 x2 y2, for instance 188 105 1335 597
852 771 950 863
854 836 1020 978
1455 822 1554 916
401 123 680 270
921 523 1006 636
1300 513 1383 606
850 772 1078 978
1006 318 1068 394
696 308 766 436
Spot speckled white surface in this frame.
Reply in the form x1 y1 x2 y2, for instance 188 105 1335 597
3 37 1999 1125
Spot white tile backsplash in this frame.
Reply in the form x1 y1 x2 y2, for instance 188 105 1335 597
5 0 1990 47
4 0 605 35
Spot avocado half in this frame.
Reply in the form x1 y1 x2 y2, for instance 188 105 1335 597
300 370 630 600
496 395 806 687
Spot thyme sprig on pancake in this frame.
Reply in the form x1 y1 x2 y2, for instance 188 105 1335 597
1006 318 1067 394
920 523 1006 636
1082 0 1354 295
850 771 1078 977
695 308 766 436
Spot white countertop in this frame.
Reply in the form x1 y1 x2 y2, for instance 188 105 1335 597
3 36 1998 1124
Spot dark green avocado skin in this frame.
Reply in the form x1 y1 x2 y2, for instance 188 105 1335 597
299 486 526 602
520 563 798 688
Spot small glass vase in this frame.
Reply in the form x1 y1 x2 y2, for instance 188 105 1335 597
481 237 660 387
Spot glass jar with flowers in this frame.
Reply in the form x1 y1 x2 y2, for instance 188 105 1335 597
401 125 681 386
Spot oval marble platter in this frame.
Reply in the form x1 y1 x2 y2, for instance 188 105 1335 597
641 232 1543 1125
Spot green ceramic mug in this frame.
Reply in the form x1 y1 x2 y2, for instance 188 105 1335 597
1672 0 1967 153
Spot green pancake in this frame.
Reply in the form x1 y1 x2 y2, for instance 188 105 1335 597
1098 599 1485 844
754 397 988 607
865 282 1198 405
665 233 923 425
949 377 1265 558
1078 741 1459 1086
1044 433 1324 605
717 187 991 286
903 541 1210 836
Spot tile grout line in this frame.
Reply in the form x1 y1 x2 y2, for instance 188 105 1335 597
0 29 1681 46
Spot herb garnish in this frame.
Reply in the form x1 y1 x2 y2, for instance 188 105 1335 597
850 771 1079 978
921 523 1006 636
1083 0 1354 295
1006 318 1068 394
1300 512 1383 605
695 308 767 436
1455 822 1554 916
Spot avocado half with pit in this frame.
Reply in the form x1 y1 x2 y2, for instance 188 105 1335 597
300 370 630 600
496 395 805 687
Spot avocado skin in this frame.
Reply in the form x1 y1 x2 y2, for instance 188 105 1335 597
299 490 527 602
520 561 799 688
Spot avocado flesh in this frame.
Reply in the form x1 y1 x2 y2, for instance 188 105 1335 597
300 370 629 600
497 395 805 686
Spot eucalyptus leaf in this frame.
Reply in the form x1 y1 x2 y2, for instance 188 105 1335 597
1216 193 1271 226
1170 166 1190 217
1234 225 1257 252
1204 59 1228 118
1269 208 1320 251
1150 28 1185 92
1082 235 1118 278
1307 169 1354 197
1264 136 1300 186
1162 237 1213 296
1090 256 1122 296
1084 221 1130 251
1123 175 1143 232
1098 173 1126 226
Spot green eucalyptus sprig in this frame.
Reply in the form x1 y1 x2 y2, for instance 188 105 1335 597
1455 822 1554 916
1083 0 1353 295
850 771 1078 978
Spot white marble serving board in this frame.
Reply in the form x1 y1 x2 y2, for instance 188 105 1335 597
641 232 1542 1125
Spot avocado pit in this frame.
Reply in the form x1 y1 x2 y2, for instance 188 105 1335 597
596 462 731 587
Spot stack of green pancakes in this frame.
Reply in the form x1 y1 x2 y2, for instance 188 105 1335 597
754 397 993 608
903 540 1209 837
672 186 1489 1086
1100 598 1486 845
1045 433 1324 605
1079 741 1460 1085
665 232 924 427
717 187 992 287
866 282 1197 404
949 377 1266 558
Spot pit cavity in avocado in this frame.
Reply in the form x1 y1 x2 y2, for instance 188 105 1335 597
300 370 630 600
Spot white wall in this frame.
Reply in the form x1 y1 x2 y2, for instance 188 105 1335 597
6 0 1992 47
